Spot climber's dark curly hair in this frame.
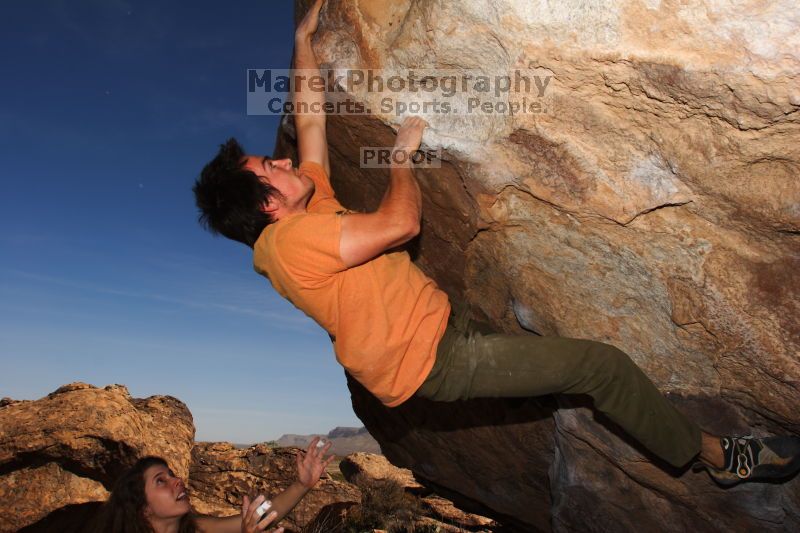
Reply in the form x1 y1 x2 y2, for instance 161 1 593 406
193 138 283 247
88 456 198 533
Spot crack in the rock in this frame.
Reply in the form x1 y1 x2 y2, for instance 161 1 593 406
552 422 723 529
0 435 138 489
593 71 790 132
621 200 693 226
719 388 800 433
673 319 718 339
478 181 660 230
385 0 417 52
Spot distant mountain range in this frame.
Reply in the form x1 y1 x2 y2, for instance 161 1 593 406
275 426 381 456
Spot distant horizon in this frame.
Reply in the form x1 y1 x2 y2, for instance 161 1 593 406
0 0 363 443
2 381 363 443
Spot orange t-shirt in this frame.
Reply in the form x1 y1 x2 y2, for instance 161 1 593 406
253 161 451 407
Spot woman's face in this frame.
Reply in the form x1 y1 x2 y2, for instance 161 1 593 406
142 464 191 522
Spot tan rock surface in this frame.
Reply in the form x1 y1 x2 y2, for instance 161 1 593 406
278 1 800 530
340 452 424 491
0 382 194 532
420 495 496 529
189 441 360 532
1 462 106 533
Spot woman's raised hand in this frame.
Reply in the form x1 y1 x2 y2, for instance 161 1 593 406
296 436 335 489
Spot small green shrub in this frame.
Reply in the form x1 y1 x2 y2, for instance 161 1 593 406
341 474 428 533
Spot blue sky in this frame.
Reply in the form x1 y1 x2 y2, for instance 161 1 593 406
0 0 362 443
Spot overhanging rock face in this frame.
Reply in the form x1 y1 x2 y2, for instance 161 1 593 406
278 1 800 530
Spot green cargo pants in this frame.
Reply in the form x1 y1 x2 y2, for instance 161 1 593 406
415 304 702 468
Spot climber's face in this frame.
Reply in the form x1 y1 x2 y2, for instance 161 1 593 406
243 155 315 220
142 464 191 522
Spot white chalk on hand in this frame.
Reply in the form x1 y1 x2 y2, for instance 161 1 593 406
316 438 327 448
255 500 272 517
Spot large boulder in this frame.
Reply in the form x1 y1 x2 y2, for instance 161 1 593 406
276 1 800 530
0 383 194 532
339 452 425 492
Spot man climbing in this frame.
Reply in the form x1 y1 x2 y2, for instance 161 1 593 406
193 0 800 487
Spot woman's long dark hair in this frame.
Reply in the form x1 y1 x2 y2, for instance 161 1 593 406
88 456 198 533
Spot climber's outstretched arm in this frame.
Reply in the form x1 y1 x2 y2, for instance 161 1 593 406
293 0 330 176
339 116 426 268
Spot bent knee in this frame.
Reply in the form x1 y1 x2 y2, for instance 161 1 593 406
584 340 635 375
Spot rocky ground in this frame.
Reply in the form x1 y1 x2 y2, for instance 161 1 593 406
1 383 497 533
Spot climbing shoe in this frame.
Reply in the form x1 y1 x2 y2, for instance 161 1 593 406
693 435 800 486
